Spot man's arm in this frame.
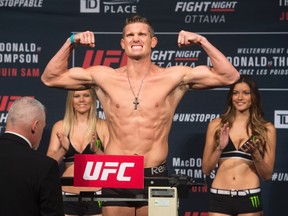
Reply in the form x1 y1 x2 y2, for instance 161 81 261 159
40 159 64 216
41 31 96 90
178 30 240 89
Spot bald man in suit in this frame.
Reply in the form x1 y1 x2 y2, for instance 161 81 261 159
0 97 64 216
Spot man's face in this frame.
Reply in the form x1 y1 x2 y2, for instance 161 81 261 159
121 23 157 59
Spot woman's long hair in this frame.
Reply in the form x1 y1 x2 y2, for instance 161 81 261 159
216 76 268 155
62 89 97 142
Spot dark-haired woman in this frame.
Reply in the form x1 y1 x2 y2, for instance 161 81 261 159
202 76 276 216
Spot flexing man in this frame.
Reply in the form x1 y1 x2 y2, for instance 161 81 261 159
42 15 239 216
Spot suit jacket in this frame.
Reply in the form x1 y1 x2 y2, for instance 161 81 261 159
0 133 64 216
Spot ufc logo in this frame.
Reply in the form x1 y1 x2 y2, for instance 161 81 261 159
83 161 135 181
0 96 20 112
74 154 144 188
0 96 35 112
82 50 127 68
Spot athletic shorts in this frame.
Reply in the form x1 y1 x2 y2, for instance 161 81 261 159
209 187 263 215
63 192 102 215
102 162 168 207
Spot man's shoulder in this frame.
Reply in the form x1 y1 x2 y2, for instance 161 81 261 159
0 142 57 169
157 65 190 76
28 151 59 170
89 65 116 73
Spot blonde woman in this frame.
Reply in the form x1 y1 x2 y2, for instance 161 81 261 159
47 89 109 216
202 76 276 216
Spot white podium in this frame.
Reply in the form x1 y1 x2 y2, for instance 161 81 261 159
148 187 178 216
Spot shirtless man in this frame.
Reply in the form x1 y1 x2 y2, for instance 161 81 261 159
41 15 240 216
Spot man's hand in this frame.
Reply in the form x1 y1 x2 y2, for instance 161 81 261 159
73 31 95 48
177 30 203 48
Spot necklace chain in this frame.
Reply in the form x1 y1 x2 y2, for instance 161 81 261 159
127 64 151 110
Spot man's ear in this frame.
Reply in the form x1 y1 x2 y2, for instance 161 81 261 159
120 38 125 49
31 120 38 134
151 36 158 48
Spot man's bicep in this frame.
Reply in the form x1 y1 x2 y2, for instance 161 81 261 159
183 65 215 89
69 67 94 82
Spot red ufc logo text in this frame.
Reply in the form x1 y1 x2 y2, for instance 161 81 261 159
83 161 135 181
0 96 34 111
74 154 144 188
82 50 127 68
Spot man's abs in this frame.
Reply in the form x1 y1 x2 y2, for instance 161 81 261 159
104 139 168 168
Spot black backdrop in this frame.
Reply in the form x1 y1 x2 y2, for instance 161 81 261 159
1 0 287 215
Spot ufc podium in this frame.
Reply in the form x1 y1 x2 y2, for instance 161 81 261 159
62 175 199 216
65 155 199 215
148 187 178 216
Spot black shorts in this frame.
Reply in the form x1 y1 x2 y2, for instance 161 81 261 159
64 200 102 215
102 162 168 207
63 192 102 215
209 187 263 215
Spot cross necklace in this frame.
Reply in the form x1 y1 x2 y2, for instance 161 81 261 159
127 64 151 110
